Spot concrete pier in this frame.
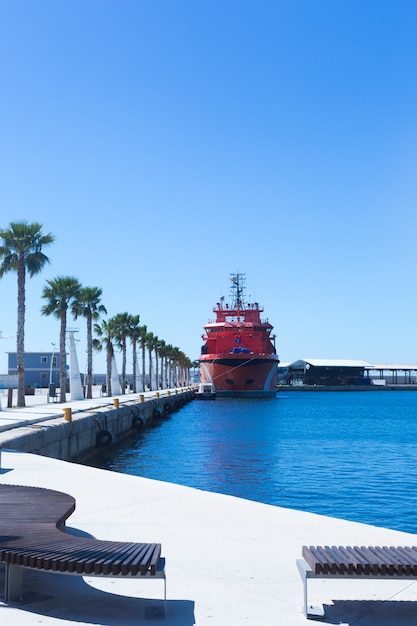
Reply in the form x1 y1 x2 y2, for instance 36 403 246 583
0 386 194 460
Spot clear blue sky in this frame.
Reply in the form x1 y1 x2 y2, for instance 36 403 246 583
1 0 417 375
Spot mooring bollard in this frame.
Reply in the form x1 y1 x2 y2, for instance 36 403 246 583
113 398 119 408
63 408 72 422
140 394 144 402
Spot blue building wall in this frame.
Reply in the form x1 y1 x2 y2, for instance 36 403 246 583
7 352 63 388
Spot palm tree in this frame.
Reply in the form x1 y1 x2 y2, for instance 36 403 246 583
93 319 116 397
170 346 181 387
145 332 155 391
72 286 107 399
112 312 131 394
128 315 141 393
0 221 55 407
180 353 193 386
153 335 160 390
41 276 82 403
138 325 147 391
158 339 166 389
163 343 174 388
191 359 200 385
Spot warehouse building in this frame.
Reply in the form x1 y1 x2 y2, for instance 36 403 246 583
279 359 417 387
285 359 372 386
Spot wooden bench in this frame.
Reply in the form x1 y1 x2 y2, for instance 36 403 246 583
297 545 417 618
0 484 166 612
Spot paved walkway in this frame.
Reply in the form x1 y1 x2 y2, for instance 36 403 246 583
0 386 172 433
0 392 417 624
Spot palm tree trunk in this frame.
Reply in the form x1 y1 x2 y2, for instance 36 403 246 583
141 342 146 391
148 348 152 391
155 352 159 390
121 339 127 394
17 258 26 407
59 310 67 403
160 358 164 390
106 345 112 397
132 341 137 393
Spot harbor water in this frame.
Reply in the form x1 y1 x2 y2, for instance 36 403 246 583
85 390 417 534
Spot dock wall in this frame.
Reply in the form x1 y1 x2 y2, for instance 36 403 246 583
277 384 417 392
0 390 195 462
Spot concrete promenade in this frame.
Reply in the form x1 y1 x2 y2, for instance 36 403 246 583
0 386 168 433
0 390 417 624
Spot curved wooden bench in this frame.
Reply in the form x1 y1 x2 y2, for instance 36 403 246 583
297 545 417 618
0 484 166 610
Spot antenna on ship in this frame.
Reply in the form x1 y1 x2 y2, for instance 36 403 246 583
230 272 246 308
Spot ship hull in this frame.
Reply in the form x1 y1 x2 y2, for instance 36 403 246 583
200 354 278 398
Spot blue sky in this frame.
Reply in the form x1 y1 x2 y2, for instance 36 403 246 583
1 0 417 375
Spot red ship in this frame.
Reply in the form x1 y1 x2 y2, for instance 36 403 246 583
199 273 279 398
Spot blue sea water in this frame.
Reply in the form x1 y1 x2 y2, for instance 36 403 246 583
86 391 417 534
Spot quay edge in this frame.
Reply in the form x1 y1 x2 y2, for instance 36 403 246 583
0 389 195 462
277 384 417 391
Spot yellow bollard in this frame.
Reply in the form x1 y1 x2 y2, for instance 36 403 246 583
113 398 119 408
156 391 160 399
167 390 171 396
63 408 72 422
140 394 144 402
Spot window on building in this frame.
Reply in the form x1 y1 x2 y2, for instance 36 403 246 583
41 356 48 364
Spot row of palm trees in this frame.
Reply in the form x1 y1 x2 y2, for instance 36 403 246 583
93 313 195 400
0 220 195 407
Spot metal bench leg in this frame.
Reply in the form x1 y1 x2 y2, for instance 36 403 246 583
296 559 325 619
5 564 23 603
296 559 310 617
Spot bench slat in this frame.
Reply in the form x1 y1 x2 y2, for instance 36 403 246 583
324 546 348 574
334 546 357 574
393 546 417 574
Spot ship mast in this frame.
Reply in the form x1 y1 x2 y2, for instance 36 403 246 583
230 272 246 309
